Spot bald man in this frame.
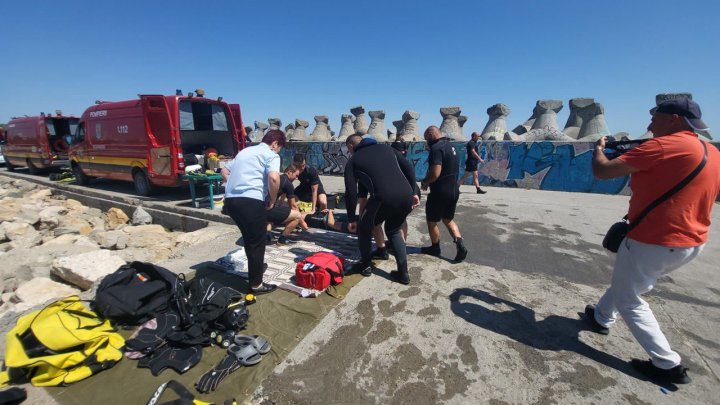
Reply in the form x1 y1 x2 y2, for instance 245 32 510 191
420 126 467 262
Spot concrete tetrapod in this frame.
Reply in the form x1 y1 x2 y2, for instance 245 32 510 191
337 114 355 142
511 105 539 136
285 124 295 139
290 119 310 141
563 98 595 139
530 100 563 132
249 121 269 142
400 110 421 141
310 115 332 141
576 102 611 141
367 110 387 141
350 106 369 134
458 115 468 140
268 118 282 130
481 103 511 140
439 107 464 141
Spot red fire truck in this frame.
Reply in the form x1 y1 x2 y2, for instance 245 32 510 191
4 112 78 173
67 92 245 196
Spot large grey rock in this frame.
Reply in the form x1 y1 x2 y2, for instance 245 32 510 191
132 207 153 225
367 110 387 141
55 216 93 236
530 100 563 132
350 106 369 134
337 114 355 142
563 98 595 139
310 116 332 141
14 277 81 307
51 250 126 290
116 248 155 263
26 188 52 200
400 110 421 141
17 205 41 226
1 222 36 241
439 107 464 141
0 199 21 222
39 206 68 231
249 121 269 142
481 104 511 140
290 119 309 141
105 207 129 230
90 230 129 250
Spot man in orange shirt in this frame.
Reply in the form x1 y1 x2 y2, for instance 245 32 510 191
586 98 719 386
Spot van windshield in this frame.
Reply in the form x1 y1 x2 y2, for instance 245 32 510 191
179 101 229 131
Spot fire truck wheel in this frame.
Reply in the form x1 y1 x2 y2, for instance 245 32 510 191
27 159 40 175
133 170 154 196
73 164 90 186
5 159 15 172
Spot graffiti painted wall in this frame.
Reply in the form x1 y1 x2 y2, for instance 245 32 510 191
278 141 720 195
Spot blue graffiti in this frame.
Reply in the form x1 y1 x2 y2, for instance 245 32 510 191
507 142 628 193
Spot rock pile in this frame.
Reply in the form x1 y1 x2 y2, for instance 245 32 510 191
0 177 221 316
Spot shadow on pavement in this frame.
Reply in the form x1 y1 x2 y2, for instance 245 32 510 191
448 288 670 388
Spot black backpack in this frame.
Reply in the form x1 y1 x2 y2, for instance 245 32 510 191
94 262 180 326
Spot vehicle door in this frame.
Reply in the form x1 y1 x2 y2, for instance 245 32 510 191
141 95 174 179
229 103 246 151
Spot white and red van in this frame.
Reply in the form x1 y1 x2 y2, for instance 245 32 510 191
67 93 245 196
4 113 78 173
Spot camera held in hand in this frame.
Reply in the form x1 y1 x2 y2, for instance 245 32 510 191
602 137 648 159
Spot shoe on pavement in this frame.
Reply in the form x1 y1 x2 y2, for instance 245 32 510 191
476 188 487 194
251 283 277 295
584 305 610 335
420 245 441 257
277 235 297 245
351 261 373 277
390 270 410 285
631 358 691 385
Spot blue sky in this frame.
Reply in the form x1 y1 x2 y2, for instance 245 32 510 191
1 0 718 138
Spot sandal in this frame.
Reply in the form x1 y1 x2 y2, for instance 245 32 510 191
234 334 272 354
251 283 277 295
227 343 262 366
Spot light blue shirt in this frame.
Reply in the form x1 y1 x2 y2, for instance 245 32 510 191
224 143 280 201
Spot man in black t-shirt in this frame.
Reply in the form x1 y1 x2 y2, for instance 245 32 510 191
292 154 328 213
420 126 468 262
458 132 487 194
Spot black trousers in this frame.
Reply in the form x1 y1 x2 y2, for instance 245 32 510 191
359 198 412 270
225 197 267 287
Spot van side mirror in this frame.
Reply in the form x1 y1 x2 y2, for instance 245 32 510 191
65 135 74 146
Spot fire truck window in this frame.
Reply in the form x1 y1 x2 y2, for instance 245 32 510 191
46 121 57 136
179 101 194 130
211 104 228 131
76 123 85 141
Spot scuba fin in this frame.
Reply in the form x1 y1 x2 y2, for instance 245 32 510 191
137 345 202 376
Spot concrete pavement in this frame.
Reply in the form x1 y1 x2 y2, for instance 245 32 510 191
253 177 720 404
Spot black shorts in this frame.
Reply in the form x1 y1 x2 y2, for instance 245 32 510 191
425 191 459 222
294 183 326 202
464 159 479 172
266 205 291 225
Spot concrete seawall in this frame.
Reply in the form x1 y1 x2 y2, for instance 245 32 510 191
278 141 720 195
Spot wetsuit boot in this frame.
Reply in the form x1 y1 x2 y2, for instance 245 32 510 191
420 243 441 257
390 263 410 285
454 237 468 262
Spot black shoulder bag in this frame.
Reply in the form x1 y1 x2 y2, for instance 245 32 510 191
603 139 708 253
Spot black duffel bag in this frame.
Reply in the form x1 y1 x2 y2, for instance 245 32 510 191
94 261 181 326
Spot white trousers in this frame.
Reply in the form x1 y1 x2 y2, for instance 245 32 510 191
595 237 703 369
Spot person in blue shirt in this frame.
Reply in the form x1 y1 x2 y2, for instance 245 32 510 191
221 129 286 294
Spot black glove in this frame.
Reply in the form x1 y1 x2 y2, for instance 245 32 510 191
195 354 242 393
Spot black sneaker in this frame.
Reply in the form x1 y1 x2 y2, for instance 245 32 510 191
277 235 297 245
371 248 389 260
420 245 441 257
454 240 468 262
390 270 410 285
476 188 487 194
351 261 373 277
584 305 610 335
251 283 277 295
631 358 691 385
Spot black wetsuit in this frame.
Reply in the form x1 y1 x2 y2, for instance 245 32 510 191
425 137 460 222
344 138 420 269
391 140 408 157
267 173 295 224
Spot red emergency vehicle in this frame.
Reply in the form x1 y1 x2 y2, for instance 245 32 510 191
4 113 78 173
68 93 245 196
